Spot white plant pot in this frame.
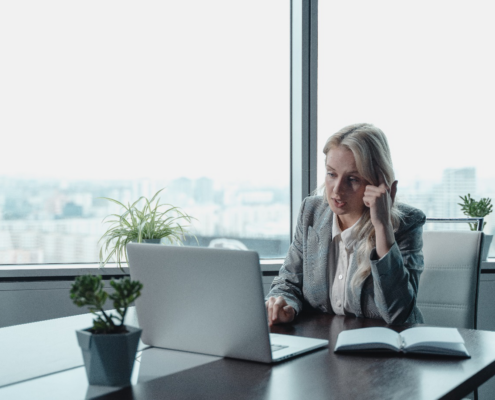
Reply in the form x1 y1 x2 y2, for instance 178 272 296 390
481 234 493 261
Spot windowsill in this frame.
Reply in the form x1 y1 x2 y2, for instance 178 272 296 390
0 258 493 278
0 259 284 279
1 256 493 279
482 258 495 271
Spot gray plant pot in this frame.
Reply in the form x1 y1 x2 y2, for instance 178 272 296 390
76 325 142 386
482 234 493 261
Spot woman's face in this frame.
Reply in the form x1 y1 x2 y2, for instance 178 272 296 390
325 146 368 229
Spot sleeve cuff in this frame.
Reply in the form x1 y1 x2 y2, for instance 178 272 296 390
370 243 395 262
370 242 403 278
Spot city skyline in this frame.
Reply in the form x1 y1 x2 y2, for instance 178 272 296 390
1 165 494 265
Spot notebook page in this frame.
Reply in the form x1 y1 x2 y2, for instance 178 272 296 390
335 327 400 350
400 327 464 349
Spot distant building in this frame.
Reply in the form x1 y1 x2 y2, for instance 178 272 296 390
62 202 83 218
437 168 476 218
194 177 214 204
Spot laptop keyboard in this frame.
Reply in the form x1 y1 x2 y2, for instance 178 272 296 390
271 344 289 352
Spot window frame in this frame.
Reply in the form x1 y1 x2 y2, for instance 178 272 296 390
291 0 318 235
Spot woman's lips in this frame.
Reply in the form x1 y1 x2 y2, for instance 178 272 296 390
333 198 346 208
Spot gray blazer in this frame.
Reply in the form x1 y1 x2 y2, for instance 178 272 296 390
267 196 426 325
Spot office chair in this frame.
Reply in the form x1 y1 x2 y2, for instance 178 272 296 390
416 218 484 330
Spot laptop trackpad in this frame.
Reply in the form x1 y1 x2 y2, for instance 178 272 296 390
270 333 329 361
271 344 289 352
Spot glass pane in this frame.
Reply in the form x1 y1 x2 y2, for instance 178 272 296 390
0 0 290 265
318 0 495 256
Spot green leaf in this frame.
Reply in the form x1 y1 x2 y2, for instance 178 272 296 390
70 274 143 333
97 188 195 269
458 194 493 231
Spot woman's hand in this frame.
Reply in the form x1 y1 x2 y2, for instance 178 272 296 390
266 296 295 327
363 178 398 258
363 179 397 228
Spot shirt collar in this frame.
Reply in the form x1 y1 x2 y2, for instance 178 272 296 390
332 213 362 249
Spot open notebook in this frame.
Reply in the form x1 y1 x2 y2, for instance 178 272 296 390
334 327 470 357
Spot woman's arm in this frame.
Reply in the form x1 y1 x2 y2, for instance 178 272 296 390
265 198 309 319
362 178 425 325
369 210 425 325
363 179 398 258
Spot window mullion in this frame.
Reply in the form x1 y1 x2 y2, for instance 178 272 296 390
291 0 318 238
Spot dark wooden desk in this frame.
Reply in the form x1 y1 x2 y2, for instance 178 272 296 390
94 313 495 400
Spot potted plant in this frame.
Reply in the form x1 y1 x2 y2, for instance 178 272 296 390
71 275 143 386
98 188 195 270
459 194 493 261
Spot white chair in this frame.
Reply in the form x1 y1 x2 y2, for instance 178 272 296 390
417 229 483 330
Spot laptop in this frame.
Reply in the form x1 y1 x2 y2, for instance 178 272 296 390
126 243 328 363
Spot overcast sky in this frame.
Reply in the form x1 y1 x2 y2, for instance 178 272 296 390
1 1 494 189
0 1 289 187
318 0 495 185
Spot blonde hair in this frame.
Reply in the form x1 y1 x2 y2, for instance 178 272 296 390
322 123 402 288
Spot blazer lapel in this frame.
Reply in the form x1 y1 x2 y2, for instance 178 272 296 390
314 206 333 313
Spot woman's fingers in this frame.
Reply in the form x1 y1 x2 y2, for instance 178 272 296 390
266 296 294 326
266 296 277 326
363 180 398 229
271 296 286 322
363 184 388 207
364 180 398 207
283 305 295 320
266 297 275 324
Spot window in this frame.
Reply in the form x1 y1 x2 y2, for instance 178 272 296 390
0 1 290 265
318 0 495 255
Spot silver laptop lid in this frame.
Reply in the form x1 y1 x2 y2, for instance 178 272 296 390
127 243 273 363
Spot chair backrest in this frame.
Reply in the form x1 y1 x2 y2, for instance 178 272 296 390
417 230 483 329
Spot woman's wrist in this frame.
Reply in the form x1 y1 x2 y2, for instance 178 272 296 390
374 222 395 258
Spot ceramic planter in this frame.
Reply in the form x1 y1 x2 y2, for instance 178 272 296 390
76 325 142 386
482 234 493 261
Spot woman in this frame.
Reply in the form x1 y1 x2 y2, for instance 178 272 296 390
266 123 425 326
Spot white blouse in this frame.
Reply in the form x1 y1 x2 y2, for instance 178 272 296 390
329 214 362 315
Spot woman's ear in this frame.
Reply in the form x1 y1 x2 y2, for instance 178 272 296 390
391 180 398 204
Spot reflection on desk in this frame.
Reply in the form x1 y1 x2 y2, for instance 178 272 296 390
0 347 220 400
0 307 143 388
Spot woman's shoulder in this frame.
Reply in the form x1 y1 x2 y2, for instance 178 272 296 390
301 195 329 215
298 196 331 226
396 202 426 231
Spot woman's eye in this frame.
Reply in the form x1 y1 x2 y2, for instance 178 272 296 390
327 172 335 177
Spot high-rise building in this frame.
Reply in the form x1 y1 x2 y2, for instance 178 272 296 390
439 167 476 218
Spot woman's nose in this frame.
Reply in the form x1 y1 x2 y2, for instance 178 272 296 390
333 179 344 195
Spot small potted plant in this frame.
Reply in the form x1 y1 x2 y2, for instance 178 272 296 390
459 194 493 260
71 275 143 386
98 188 195 270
